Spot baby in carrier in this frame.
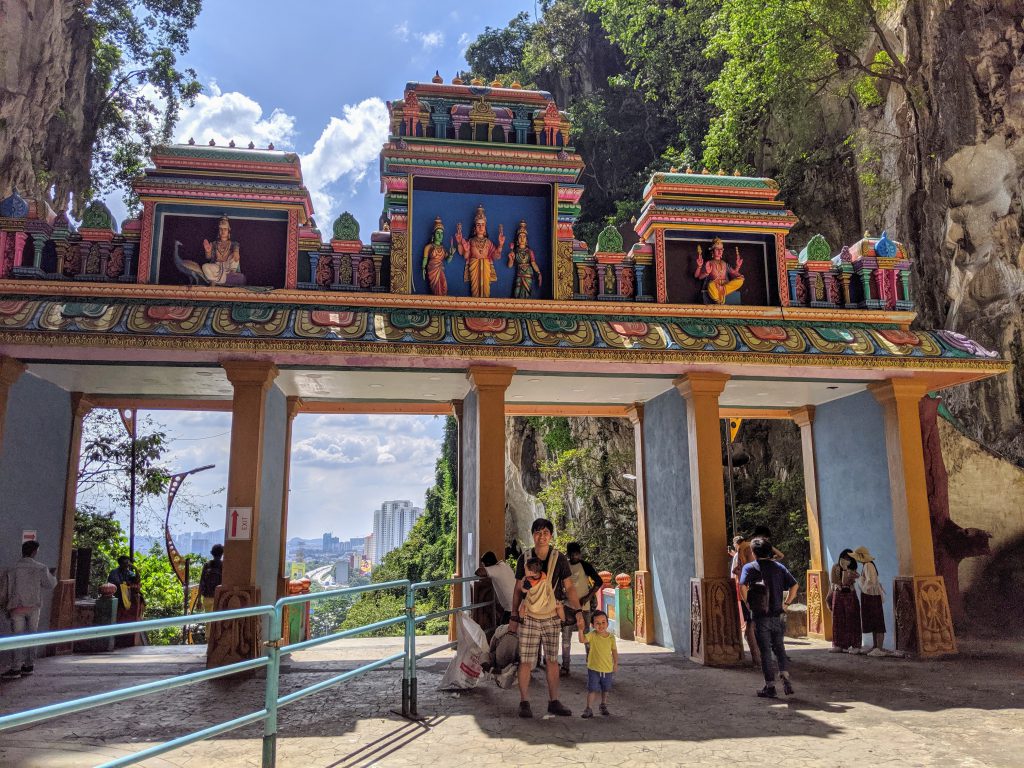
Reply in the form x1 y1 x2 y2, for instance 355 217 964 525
519 557 566 622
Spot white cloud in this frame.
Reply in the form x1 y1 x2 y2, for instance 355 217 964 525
458 32 472 53
173 82 296 149
418 31 444 50
299 98 390 227
394 21 410 42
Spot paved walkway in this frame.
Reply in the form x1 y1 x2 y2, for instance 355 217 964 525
1 635 1022 767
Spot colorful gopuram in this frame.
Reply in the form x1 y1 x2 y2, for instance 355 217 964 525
0 74 1009 669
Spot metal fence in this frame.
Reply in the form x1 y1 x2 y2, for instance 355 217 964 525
0 575 489 768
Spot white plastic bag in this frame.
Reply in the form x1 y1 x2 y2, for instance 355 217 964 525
493 662 518 689
438 613 489 690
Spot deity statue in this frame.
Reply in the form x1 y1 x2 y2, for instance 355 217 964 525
694 237 744 304
454 204 504 298
422 216 452 295
173 215 245 286
506 220 541 299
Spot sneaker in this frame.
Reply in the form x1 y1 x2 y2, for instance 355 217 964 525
844 647 861 654
782 677 795 696
867 648 886 658
581 707 594 719
599 703 610 716
1 670 21 681
757 685 778 698
519 701 533 719
20 665 33 675
547 699 572 716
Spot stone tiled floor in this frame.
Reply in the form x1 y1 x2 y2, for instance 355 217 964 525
1 636 1022 767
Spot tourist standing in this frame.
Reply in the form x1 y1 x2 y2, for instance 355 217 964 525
509 518 585 718
740 537 799 698
580 610 618 718
829 548 862 653
107 555 143 623
2 540 57 680
730 535 761 668
199 544 224 613
851 546 890 656
561 542 601 676
476 550 516 625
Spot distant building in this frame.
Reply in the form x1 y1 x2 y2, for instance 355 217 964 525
322 532 340 553
371 500 423 565
363 533 374 566
334 559 350 584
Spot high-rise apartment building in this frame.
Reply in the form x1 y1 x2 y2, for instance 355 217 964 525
370 500 423 565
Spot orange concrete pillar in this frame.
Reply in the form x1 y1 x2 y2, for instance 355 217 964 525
626 403 655 644
450 399 464 642
467 366 514 567
277 396 302 600
871 379 956 656
0 356 26 455
208 360 279 668
675 372 742 666
790 405 831 641
58 393 93 581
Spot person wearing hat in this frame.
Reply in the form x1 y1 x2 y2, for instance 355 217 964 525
851 546 890 656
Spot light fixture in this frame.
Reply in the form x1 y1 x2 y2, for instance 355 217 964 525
424 392 437 398
428 376 441 381
528 378 541 383
622 473 637 481
571 388 585 393
369 383 383 389
512 395 524 399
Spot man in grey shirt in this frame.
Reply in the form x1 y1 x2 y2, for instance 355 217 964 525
2 540 58 679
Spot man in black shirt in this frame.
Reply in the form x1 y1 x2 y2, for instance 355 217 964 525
510 518 585 718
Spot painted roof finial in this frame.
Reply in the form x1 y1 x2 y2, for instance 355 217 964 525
432 70 443 83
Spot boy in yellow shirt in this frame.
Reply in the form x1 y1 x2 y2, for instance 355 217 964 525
581 610 618 718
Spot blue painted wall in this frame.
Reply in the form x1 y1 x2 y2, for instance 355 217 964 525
410 187 553 299
814 390 898 640
460 391 479 606
0 373 71 636
256 385 287 605
642 388 695 652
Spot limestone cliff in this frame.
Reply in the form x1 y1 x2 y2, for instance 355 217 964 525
788 0 1024 464
504 416 637 573
0 0 99 215
941 415 1024 632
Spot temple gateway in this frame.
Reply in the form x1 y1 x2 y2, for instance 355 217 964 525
0 75 1007 667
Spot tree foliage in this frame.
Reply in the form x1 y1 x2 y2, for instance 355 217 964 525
464 11 536 85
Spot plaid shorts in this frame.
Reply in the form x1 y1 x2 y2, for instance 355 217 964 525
518 615 562 667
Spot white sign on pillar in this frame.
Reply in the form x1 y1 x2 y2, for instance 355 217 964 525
226 507 253 540
22 530 37 544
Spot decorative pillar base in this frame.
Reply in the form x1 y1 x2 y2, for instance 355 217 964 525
806 570 832 641
633 570 654 644
689 577 743 666
207 585 263 670
894 576 957 657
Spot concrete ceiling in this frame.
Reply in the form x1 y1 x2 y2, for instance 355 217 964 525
24 363 867 412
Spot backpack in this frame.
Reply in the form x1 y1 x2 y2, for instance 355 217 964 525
199 560 222 597
745 563 769 618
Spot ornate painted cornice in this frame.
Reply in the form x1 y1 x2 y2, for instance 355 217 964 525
0 293 1005 374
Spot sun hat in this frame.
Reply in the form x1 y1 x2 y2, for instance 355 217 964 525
850 546 875 563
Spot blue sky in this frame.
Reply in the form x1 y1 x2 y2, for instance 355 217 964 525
92 2 534 543
126 1 535 234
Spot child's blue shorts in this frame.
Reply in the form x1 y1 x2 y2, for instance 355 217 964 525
587 669 614 692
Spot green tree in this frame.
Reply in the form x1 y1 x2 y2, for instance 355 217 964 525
72 507 127 597
734 474 810 589
83 0 203 212
464 11 536 84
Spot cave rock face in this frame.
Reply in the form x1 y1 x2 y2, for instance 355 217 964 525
504 416 635 549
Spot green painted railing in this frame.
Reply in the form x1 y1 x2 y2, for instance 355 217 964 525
0 575 489 768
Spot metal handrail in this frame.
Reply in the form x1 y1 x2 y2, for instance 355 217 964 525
0 574 490 768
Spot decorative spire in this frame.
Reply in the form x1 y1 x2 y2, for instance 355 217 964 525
452 74 463 85
432 70 443 83
229 139 235 147
248 141 255 149
187 137 195 145
208 139 215 146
